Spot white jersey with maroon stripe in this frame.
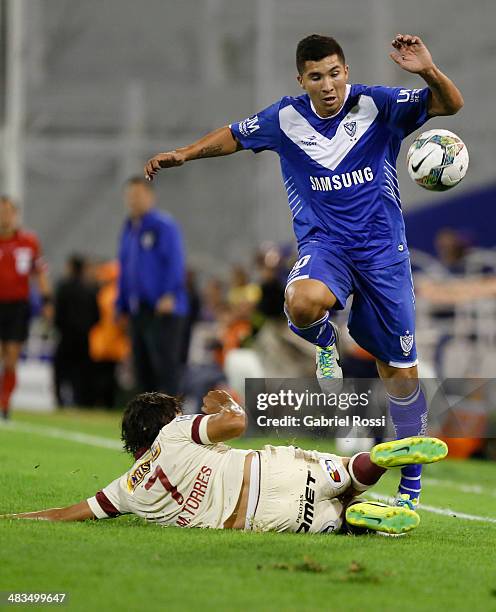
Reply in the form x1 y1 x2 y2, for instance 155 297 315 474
87 414 250 528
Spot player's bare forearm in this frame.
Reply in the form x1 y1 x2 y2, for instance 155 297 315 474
389 34 463 117
2 500 95 522
35 270 52 297
202 390 247 442
34 270 54 319
144 126 243 181
182 127 243 160
419 66 464 117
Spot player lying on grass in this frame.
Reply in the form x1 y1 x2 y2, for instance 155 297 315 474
3 391 447 535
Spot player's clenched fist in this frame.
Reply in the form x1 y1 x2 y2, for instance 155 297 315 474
144 150 186 181
202 390 242 415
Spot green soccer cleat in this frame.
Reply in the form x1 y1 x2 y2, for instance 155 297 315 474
345 501 420 534
370 436 448 468
315 321 342 379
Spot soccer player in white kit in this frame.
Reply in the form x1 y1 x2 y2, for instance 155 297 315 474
4 391 447 535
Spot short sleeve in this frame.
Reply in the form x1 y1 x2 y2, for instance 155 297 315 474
162 414 213 445
87 475 128 519
370 86 430 139
230 100 281 153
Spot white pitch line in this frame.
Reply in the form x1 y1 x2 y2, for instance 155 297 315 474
423 477 496 499
2 420 496 525
368 492 496 525
0 419 122 451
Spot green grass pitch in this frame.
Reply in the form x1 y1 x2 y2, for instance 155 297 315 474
1 410 495 612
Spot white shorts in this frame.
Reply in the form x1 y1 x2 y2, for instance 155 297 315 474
246 445 351 534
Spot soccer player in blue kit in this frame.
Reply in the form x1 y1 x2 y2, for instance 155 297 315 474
144 34 463 507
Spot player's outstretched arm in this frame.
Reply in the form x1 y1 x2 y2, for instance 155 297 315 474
33 268 54 321
144 126 243 181
1 500 95 522
201 390 247 443
389 34 464 117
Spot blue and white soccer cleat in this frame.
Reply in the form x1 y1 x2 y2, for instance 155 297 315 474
394 493 419 511
316 321 343 383
345 500 420 535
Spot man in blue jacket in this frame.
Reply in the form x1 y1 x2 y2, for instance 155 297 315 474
117 176 187 394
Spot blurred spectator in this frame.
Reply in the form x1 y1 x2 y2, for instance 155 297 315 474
418 276 496 304
54 254 99 406
435 228 470 275
201 277 225 321
218 305 253 362
428 228 472 324
341 343 378 378
89 261 130 408
257 263 285 320
227 265 261 307
116 176 187 395
413 228 496 377
181 268 201 364
210 265 262 364
0 196 52 419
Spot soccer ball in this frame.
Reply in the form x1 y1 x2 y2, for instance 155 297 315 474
406 129 469 191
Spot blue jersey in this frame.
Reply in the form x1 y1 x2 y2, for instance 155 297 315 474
116 210 188 316
230 84 430 269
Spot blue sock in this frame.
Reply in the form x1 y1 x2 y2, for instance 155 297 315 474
286 310 336 349
388 384 428 499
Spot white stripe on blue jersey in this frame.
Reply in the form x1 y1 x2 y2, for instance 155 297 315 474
231 84 430 269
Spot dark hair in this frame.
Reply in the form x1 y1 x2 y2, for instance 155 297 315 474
125 175 154 190
296 34 345 74
0 195 17 208
67 253 85 278
121 392 182 455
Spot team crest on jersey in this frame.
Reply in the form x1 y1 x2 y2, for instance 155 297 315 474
344 121 357 137
141 231 156 249
127 442 161 491
320 458 342 487
14 247 34 275
400 332 414 355
319 520 339 534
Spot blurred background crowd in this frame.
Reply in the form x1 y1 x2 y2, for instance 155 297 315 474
1 1 495 460
8 180 496 404
2 179 496 459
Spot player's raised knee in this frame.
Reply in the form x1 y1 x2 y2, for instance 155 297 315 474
285 282 331 327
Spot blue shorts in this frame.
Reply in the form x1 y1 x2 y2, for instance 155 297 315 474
286 241 417 368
